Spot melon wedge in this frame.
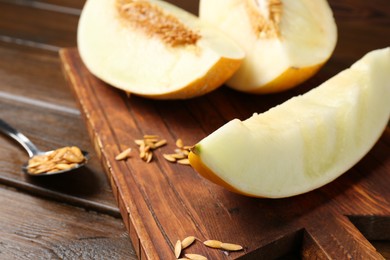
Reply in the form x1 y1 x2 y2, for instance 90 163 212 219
77 0 244 99
189 48 390 198
199 0 337 93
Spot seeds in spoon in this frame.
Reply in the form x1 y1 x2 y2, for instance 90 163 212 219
27 146 86 175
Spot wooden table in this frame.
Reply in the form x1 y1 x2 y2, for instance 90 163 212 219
0 0 389 259
0 0 137 259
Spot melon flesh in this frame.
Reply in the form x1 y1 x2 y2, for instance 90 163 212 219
78 0 244 99
199 0 338 93
189 48 390 198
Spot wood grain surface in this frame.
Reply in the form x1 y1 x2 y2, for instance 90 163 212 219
0 0 137 258
0 183 136 259
60 0 390 258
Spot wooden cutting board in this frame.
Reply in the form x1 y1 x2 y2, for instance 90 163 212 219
60 48 390 259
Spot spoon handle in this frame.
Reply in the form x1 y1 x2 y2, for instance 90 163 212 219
0 119 40 157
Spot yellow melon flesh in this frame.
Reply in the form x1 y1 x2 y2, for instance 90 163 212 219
77 0 244 100
199 0 337 93
189 48 390 198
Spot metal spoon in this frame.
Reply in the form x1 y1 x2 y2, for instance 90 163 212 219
0 118 88 176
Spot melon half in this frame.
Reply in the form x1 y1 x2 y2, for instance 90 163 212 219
189 48 390 198
78 0 244 99
200 0 338 93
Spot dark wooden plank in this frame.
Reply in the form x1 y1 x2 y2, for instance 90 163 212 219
0 184 136 259
328 0 390 68
0 1 78 49
0 96 119 217
39 0 85 9
24 0 84 11
0 36 119 216
371 241 390 260
0 44 78 109
0 0 85 11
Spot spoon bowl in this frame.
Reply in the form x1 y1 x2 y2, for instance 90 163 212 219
0 119 89 176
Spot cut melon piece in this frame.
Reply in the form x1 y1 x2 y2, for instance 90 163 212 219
78 0 244 99
189 48 390 198
199 0 338 93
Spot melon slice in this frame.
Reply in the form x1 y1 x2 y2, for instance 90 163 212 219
189 48 390 198
199 0 338 93
77 0 244 99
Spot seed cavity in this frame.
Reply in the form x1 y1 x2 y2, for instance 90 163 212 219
116 0 201 47
245 0 282 38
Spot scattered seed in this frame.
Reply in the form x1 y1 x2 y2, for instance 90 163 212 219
174 148 184 154
139 150 146 159
154 139 167 148
144 145 151 153
203 240 223 249
177 158 190 165
146 151 153 163
171 153 186 159
183 145 193 150
175 240 182 258
176 236 243 258
185 253 207 260
135 134 169 163
220 243 243 251
181 236 196 249
162 138 192 165
134 139 144 146
163 154 176 162
176 138 184 148
133 135 194 165
144 134 159 139
115 148 132 161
